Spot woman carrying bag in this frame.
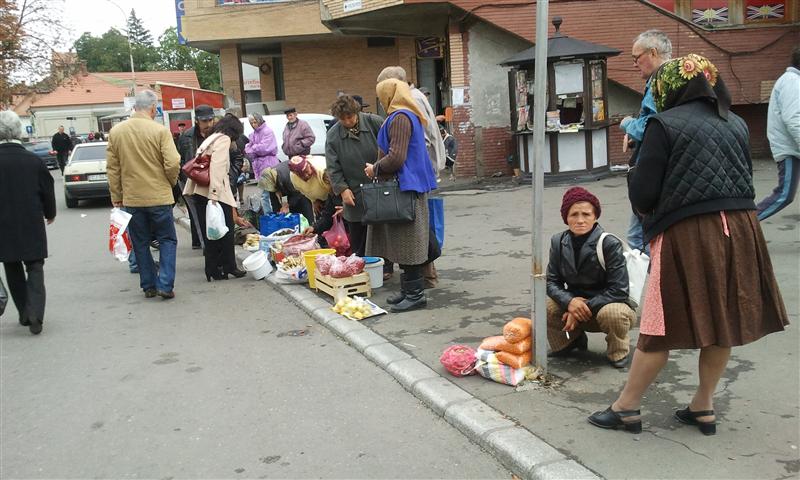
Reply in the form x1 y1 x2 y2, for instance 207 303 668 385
183 114 248 281
364 79 438 313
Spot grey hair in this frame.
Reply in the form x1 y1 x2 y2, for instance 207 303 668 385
377 66 407 83
133 89 158 111
634 30 672 60
248 112 264 125
0 110 23 141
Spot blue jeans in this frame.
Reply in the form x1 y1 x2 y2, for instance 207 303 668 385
757 156 800 221
127 205 177 293
627 211 649 255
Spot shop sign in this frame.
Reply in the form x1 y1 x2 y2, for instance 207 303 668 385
343 0 362 12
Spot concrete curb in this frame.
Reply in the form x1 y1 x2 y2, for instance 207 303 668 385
177 217 600 479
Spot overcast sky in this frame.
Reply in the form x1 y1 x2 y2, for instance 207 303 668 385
62 0 178 45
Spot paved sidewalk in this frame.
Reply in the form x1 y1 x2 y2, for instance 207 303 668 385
181 159 799 479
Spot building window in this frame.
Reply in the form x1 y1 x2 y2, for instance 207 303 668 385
691 0 730 25
745 0 786 22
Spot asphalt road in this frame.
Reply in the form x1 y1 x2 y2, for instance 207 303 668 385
0 174 509 479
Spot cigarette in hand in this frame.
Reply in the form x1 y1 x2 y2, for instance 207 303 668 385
566 331 570 340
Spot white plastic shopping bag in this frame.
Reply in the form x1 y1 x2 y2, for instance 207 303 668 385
596 232 650 307
109 208 133 262
206 201 229 241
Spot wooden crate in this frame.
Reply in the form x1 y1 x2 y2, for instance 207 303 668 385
314 272 372 299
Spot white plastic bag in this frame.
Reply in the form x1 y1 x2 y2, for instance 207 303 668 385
597 232 650 307
109 208 133 262
206 201 229 241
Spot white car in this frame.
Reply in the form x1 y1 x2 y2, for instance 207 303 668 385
241 113 333 162
63 142 109 208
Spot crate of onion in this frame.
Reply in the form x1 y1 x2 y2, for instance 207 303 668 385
313 254 371 299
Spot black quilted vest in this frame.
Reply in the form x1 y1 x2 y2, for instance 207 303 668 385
641 100 756 243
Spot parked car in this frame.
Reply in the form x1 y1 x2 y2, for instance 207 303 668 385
241 113 333 163
63 142 109 208
23 140 58 169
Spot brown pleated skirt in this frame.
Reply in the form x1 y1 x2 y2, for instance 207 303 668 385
638 210 789 351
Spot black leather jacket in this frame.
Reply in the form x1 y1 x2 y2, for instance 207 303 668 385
546 224 630 315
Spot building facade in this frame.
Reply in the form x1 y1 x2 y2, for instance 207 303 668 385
181 0 799 177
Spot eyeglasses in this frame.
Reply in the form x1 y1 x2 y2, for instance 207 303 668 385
632 49 651 64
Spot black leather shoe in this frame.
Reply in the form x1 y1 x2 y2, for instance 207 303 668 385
547 331 588 357
144 289 158 298
227 269 247 279
386 273 407 305
675 407 716 435
609 354 630 369
19 315 30 327
391 277 426 313
28 317 43 335
588 406 642 433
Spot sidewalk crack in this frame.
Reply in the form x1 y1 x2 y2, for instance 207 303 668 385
647 431 712 460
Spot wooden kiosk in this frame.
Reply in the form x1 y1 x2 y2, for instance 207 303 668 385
502 17 621 181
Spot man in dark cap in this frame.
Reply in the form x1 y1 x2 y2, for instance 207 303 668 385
281 107 315 158
177 104 217 249
351 95 369 111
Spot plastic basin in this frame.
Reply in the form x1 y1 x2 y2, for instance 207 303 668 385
242 251 272 280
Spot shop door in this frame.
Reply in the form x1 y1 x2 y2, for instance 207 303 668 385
416 58 444 115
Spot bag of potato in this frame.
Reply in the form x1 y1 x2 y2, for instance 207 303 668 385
474 349 526 386
495 350 532 369
503 317 532 344
479 335 531 355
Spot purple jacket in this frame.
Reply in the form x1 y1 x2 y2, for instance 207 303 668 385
282 119 315 158
245 122 279 179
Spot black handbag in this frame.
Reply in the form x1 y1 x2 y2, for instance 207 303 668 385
360 166 417 224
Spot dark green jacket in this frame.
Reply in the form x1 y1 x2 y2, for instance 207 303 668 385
325 112 384 222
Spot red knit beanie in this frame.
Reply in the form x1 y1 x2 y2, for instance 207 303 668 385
560 186 601 224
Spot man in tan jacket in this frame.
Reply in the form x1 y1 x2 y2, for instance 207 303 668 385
107 89 180 299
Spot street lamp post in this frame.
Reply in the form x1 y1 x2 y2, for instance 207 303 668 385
104 0 136 95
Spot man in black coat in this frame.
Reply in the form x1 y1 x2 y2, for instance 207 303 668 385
177 105 216 249
1 111 56 335
51 125 72 174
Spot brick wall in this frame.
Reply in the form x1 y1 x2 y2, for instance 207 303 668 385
732 103 771 159
281 37 417 114
455 0 799 106
219 44 245 111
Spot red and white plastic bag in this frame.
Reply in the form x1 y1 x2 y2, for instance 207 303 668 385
109 208 133 262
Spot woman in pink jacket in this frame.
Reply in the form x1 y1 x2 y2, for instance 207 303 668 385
245 113 278 179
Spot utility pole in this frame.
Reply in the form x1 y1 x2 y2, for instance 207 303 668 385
105 0 136 95
531 0 550 372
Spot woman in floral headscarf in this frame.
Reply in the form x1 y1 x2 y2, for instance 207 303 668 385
588 54 788 436
363 78 438 313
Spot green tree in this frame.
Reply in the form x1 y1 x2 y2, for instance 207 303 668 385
74 29 131 72
126 9 152 47
1 0 68 104
157 27 220 92
126 9 157 71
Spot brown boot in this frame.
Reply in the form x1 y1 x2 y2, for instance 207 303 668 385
423 262 438 289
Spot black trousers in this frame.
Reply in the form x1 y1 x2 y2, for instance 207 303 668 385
3 260 46 323
56 151 69 173
179 179 203 248
193 196 237 277
345 220 368 257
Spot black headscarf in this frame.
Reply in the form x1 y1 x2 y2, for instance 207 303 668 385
652 54 731 120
